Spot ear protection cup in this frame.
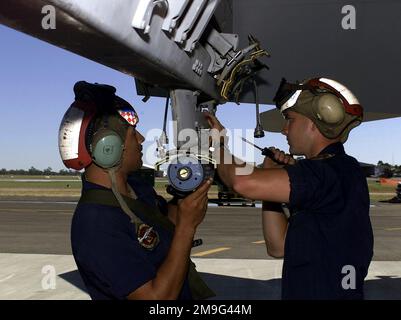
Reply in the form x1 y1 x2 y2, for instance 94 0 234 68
312 93 345 125
90 129 124 169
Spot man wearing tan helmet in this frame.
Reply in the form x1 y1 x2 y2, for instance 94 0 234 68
205 77 373 300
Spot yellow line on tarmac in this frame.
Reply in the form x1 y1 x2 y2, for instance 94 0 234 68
191 247 231 257
384 227 401 231
252 240 266 244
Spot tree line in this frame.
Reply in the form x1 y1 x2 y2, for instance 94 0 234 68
0 161 400 178
0 167 80 176
376 161 401 178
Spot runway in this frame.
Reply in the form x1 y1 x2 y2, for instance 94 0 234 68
0 199 400 260
1 198 401 299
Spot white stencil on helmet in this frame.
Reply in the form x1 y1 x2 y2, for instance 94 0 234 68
58 106 84 161
319 78 360 105
280 89 302 113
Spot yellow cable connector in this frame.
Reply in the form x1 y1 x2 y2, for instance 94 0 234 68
220 49 269 100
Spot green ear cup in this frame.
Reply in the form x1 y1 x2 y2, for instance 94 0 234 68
313 94 345 124
91 129 124 169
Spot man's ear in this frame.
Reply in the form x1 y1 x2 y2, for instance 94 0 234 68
308 119 322 142
306 117 317 132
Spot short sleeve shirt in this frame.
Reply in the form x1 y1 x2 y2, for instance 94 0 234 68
71 175 193 300
282 142 374 300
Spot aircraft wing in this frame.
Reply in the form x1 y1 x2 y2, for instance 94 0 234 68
0 0 234 102
260 109 401 133
230 0 401 118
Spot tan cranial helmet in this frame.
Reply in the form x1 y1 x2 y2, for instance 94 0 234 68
273 77 363 143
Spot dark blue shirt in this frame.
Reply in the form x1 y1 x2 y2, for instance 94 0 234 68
71 175 193 300
282 142 374 300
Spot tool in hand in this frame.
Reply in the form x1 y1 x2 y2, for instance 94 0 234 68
241 137 282 164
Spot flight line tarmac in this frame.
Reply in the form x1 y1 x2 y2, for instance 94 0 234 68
0 198 401 299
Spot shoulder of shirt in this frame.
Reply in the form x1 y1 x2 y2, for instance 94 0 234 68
308 153 336 161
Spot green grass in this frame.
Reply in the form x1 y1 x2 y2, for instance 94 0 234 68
155 181 169 189
367 180 398 193
1 179 395 192
0 181 81 189
370 194 396 202
0 176 396 201
0 175 81 180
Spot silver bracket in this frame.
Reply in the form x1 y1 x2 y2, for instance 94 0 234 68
205 44 227 73
183 0 220 52
132 0 168 34
161 0 191 34
174 0 207 44
205 28 239 74
206 28 239 57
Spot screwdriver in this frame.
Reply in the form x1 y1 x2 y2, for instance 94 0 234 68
241 137 281 164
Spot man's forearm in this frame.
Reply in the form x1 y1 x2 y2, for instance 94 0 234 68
215 146 250 189
167 203 178 225
127 225 194 300
262 201 288 258
151 225 194 299
216 152 237 188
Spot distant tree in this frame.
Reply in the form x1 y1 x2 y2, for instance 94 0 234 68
58 169 68 175
376 160 401 178
28 166 41 175
382 167 393 178
43 167 54 175
16 169 26 175
394 165 401 176
376 162 393 178
57 168 80 176
0 167 82 175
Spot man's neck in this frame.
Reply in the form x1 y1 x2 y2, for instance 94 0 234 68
306 139 340 159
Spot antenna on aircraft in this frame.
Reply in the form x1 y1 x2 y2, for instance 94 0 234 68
253 79 265 138
161 93 170 145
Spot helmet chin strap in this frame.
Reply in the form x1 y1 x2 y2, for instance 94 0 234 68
108 167 159 250
108 167 142 228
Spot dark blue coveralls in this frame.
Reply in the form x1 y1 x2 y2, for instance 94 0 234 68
71 176 193 300
282 142 374 299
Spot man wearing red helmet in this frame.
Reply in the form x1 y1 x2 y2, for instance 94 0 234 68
59 81 214 300
205 77 373 300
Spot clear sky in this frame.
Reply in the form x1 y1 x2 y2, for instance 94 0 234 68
0 25 400 171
